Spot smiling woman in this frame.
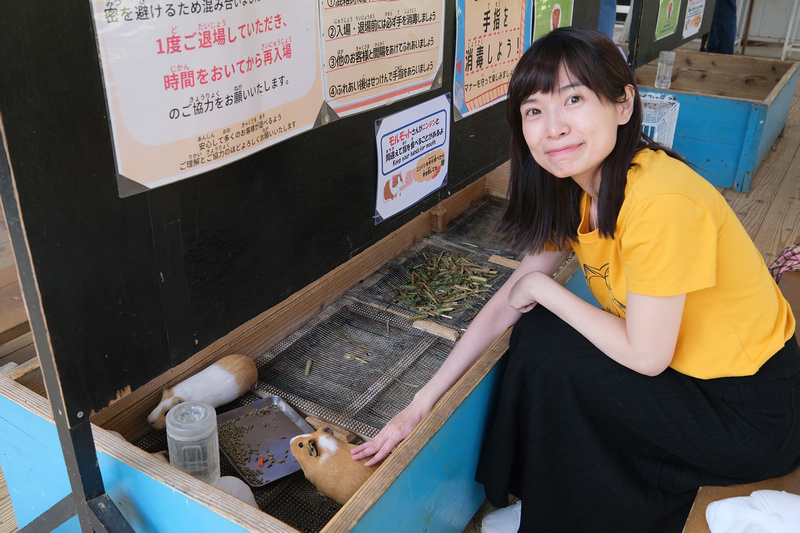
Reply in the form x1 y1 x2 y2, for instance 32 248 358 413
353 26 800 533
518 73 632 192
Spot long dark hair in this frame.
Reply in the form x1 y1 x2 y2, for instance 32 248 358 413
497 26 677 251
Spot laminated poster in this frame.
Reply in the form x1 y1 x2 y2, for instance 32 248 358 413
375 94 450 224
454 0 532 120
533 0 572 40
92 0 323 195
655 0 681 40
320 0 446 118
682 0 705 38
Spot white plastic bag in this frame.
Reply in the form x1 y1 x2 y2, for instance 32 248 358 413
706 490 800 532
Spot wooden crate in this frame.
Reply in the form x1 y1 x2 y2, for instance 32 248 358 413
636 50 799 192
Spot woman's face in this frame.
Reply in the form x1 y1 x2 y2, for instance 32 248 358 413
519 66 634 192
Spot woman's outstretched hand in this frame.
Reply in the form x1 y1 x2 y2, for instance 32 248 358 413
351 401 429 466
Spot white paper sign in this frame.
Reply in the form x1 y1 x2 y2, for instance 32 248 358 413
683 0 706 38
320 0 446 118
375 94 450 223
92 0 323 192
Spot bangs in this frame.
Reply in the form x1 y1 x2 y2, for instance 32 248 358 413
508 46 563 104
508 31 620 113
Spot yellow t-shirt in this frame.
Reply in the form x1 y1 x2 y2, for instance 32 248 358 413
571 149 795 379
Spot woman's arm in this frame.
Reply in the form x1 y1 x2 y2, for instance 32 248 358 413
351 248 571 465
508 271 685 376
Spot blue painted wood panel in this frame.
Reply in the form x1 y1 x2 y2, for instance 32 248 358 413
753 66 800 192
564 269 600 309
0 390 251 533
353 360 505 533
0 392 77 531
641 63 799 193
642 90 753 190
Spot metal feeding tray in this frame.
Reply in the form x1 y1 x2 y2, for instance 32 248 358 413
216 396 314 487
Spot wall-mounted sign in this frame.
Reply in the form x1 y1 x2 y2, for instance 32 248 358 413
655 0 682 40
683 0 706 38
92 0 323 194
453 0 531 120
533 0 573 40
320 0 446 118
375 94 450 223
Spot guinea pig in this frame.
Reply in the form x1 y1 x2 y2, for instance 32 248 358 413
290 427 381 505
147 353 258 429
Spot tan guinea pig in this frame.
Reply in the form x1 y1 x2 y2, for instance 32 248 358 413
147 354 258 429
290 427 381 505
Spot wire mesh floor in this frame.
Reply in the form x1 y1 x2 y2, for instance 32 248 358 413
353 239 515 333
254 296 454 439
437 196 523 261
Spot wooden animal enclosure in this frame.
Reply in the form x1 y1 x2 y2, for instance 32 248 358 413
636 50 800 192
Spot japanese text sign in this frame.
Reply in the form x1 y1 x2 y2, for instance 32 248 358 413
375 94 450 223
93 0 323 194
453 0 531 119
320 0 446 118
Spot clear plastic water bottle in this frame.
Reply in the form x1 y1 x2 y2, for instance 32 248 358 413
166 401 220 484
654 50 676 90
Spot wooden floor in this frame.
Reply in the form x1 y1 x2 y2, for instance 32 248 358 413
2 43 800 533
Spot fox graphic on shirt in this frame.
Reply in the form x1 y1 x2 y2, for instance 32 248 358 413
583 263 626 317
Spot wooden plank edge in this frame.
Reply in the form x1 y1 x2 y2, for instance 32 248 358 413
91 177 490 441
0 356 39 381
484 161 510 199
0 372 51 420
0 466 18 533
763 60 800 107
488 254 520 270
553 253 580 285
682 487 712 533
0 321 31 348
0 330 34 359
412 320 460 342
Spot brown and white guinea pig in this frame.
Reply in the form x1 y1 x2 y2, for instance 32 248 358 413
290 427 381 505
147 354 258 429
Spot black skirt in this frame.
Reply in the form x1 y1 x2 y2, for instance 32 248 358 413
475 305 800 532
